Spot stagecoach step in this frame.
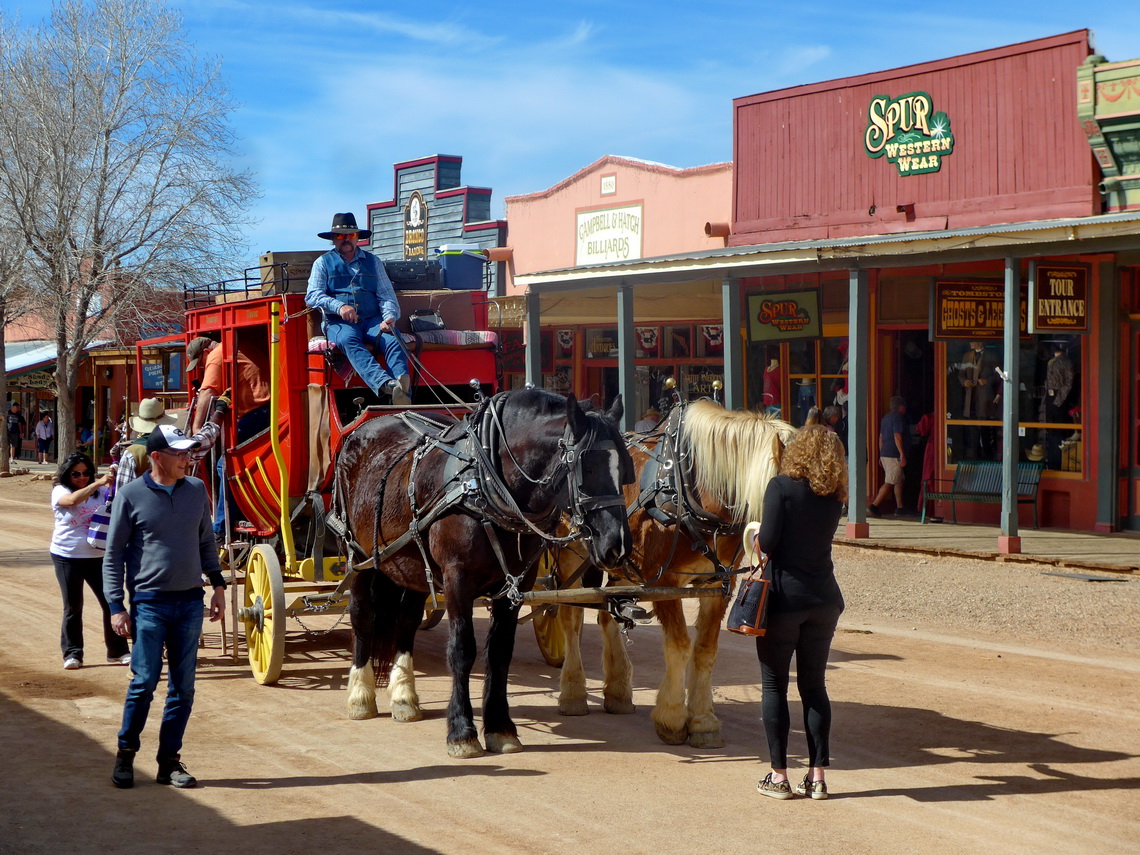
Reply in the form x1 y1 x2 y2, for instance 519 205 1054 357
520 586 725 605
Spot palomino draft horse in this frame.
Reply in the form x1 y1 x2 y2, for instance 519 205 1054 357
339 389 634 758
555 399 796 748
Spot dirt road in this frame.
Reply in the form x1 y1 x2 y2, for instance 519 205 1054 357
1 474 1137 855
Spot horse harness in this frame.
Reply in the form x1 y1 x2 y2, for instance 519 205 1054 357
622 404 746 589
329 392 626 606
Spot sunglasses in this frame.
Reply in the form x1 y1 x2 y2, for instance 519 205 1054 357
159 450 190 458
70 469 92 478
333 232 358 240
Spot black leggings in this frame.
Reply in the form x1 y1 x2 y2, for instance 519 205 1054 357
755 602 842 769
51 553 128 662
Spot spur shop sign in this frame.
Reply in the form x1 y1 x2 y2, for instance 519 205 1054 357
864 91 955 176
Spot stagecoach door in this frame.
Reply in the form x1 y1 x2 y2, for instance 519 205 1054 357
1128 319 1140 531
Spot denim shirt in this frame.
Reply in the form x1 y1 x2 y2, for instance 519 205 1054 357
305 248 400 323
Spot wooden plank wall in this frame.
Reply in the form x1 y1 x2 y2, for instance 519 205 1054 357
732 32 1097 244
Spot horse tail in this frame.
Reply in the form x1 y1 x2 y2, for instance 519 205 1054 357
351 568 411 689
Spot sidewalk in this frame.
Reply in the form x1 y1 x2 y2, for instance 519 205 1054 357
838 515 1139 573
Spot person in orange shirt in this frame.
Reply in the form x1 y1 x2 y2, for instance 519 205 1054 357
186 336 270 536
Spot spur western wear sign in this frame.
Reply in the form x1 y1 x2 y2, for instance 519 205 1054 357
864 91 955 176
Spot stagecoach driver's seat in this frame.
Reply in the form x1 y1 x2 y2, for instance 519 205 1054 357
304 212 411 405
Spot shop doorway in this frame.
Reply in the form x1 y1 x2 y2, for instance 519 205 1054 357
877 328 936 513
1129 320 1140 531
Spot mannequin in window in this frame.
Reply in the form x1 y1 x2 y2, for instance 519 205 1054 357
957 341 998 458
1042 343 1074 469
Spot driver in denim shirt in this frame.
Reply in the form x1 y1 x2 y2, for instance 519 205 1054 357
306 212 410 404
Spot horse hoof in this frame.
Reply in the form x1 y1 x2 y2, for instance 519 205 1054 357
558 697 589 716
347 699 379 720
485 733 523 754
390 700 423 722
603 696 635 715
654 721 689 745
688 730 725 749
447 739 485 759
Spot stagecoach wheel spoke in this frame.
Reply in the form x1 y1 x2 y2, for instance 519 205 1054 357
241 545 286 685
531 553 567 667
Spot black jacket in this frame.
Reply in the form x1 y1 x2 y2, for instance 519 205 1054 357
757 474 844 613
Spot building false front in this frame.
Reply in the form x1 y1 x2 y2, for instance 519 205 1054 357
517 31 1140 535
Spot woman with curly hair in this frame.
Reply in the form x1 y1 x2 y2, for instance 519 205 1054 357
50 452 129 670
751 424 847 801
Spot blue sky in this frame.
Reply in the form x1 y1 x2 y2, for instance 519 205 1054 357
8 1 1140 264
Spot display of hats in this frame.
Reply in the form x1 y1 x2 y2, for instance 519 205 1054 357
1026 443 1045 461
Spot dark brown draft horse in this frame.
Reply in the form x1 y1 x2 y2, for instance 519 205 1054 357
339 389 634 758
555 399 796 748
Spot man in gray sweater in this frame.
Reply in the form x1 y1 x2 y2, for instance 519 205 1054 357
103 425 226 790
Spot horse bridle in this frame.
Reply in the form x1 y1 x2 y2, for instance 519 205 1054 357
472 391 627 538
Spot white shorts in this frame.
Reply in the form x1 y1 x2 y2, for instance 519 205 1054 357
880 456 904 485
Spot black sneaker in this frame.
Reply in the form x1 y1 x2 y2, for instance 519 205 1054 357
156 756 197 788
112 749 135 789
866 504 882 518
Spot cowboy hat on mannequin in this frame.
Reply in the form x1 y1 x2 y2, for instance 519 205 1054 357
129 398 178 434
317 212 372 241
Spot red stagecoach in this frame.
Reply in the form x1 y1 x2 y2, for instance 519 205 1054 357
135 262 505 683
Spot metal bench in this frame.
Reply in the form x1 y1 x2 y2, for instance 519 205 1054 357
921 460 1044 528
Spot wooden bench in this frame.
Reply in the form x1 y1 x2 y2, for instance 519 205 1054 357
921 460 1044 528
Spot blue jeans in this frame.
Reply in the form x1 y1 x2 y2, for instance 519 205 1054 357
325 316 409 395
117 594 204 758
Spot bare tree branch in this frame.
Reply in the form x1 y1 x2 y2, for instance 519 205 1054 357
0 0 258 459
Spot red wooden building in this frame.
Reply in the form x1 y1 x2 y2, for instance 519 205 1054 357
518 30 1140 540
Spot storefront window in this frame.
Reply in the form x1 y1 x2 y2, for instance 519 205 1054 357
543 365 573 395
662 325 691 358
584 327 618 359
944 336 1082 472
679 365 724 403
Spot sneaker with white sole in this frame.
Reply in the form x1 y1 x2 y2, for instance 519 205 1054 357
156 756 197 788
757 772 793 800
107 653 131 665
794 773 829 800
63 657 81 670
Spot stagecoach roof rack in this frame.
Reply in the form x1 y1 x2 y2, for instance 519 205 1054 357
184 262 291 311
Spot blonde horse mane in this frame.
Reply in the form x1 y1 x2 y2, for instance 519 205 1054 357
680 400 797 524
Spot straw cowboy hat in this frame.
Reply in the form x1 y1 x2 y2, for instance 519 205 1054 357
1026 443 1045 462
317 212 372 241
742 520 766 568
130 398 178 434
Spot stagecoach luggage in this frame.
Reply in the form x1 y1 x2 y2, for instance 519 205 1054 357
259 250 324 294
384 259 443 290
434 244 487 290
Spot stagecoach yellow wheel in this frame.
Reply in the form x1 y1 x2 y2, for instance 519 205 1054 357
240 545 285 685
532 552 566 667
420 608 445 630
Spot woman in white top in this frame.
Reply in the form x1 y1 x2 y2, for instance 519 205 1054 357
34 412 54 464
50 452 129 670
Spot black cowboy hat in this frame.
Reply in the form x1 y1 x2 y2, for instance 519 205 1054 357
318 212 372 241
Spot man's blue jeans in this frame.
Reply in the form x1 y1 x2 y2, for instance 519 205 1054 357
325 316 409 395
116 594 203 759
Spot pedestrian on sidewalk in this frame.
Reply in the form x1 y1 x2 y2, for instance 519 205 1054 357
34 412 54 464
103 425 226 790
868 396 908 518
